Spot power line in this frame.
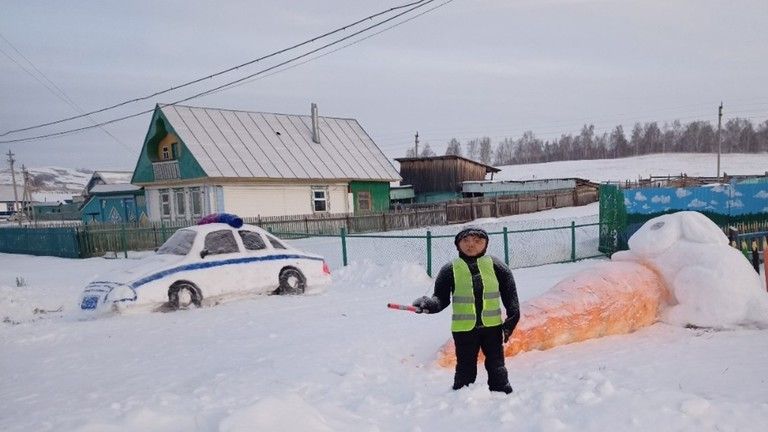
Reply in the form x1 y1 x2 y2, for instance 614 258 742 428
203 0 455 96
0 0 443 144
0 33 134 154
0 0 430 137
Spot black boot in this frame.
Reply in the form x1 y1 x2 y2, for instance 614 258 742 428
452 381 470 391
490 383 513 394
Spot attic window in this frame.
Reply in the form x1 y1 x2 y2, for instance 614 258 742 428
275 131 282 136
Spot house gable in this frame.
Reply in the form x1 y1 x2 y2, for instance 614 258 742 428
131 105 208 184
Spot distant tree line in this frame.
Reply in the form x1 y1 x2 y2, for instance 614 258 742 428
404 118 768 166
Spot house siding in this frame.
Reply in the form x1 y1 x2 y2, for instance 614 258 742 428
221 183 349 217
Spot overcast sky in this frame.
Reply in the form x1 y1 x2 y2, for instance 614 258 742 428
1 0 767 170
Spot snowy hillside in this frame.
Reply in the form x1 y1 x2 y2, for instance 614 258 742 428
0 166 91 194
495 152 768 182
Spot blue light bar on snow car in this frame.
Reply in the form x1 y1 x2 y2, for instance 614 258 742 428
197 213 243 228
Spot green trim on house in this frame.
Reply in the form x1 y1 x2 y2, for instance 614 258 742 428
80 191 147 224
131 105 207 184
349 181 390 213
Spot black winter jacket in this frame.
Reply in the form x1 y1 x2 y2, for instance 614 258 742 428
424 254 520 330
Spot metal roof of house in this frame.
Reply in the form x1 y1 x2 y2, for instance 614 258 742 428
159 104 401 182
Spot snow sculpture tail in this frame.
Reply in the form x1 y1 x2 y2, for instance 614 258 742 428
437 261 668 367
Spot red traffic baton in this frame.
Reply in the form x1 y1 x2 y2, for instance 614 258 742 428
387 303 419 313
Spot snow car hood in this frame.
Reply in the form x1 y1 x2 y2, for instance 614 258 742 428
97 253 186 285
80 254 185 311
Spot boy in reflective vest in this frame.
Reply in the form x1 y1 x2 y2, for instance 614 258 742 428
412 226 520 393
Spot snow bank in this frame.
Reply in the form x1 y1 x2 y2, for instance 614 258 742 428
614 211 768 328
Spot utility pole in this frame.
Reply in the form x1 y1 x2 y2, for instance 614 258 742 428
716 102 723 180
21 165 33 224
414 131 419 157
5 150 21 226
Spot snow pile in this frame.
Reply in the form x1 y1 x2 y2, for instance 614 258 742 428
614 211 768 328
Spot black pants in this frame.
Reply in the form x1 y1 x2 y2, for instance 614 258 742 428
452 325 510 390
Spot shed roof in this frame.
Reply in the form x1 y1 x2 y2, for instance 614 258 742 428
158 104 401 182
394 155 500 173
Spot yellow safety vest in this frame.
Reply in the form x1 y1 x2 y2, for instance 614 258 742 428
451 256 502 332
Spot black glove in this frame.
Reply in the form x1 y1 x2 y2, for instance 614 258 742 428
502 317 516 343
412 296 438 314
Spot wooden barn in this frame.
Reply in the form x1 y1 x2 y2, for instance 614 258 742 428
131 103 400 221
394 155 500 203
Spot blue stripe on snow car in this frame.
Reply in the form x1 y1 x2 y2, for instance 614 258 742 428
130 254 323 289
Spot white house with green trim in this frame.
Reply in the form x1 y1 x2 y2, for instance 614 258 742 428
131 104 400 221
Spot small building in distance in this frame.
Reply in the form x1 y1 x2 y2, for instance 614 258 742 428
394 155 500 203
80 171 147 224
80 184 147 224
0 185 19 219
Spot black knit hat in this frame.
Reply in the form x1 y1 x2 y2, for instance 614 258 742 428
454 226 489 247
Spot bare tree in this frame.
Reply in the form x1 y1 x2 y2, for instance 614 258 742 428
465 138 480 161
445 138 462 156
479 137 492 164
420 142 436 157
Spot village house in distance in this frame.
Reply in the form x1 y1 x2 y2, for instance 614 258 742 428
131 103 401 221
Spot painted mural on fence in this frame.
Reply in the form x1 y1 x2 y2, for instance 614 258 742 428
623 180 768 223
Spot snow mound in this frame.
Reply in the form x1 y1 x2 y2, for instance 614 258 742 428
613 211 768 328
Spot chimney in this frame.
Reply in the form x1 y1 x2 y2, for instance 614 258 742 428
311 103 320 144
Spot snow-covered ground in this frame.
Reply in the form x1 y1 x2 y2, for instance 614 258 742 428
2 203 768 431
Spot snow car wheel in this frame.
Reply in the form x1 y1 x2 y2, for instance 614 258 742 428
277 268 306 295
168 281 202 310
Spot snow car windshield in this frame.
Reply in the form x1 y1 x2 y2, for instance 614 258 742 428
157 229 197 255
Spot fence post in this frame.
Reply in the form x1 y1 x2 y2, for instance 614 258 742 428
503 227 509 266
763 238 767 292
382 213 387 232
340 227 348 267
121 223 128 258
160 220 167 243
570 221 576 262
426 230 432 277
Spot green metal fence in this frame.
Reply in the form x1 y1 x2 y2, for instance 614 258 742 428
275 221 605 276
0 226 82 258
1 219 606 271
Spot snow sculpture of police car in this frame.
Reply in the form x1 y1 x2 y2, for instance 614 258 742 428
79 213 331 313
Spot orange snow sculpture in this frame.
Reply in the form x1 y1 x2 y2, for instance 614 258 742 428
437 261 669 368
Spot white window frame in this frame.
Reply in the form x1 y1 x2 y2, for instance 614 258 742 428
174 188 186 220
311 187 328 213
189 187 203 218
159 189 172 220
